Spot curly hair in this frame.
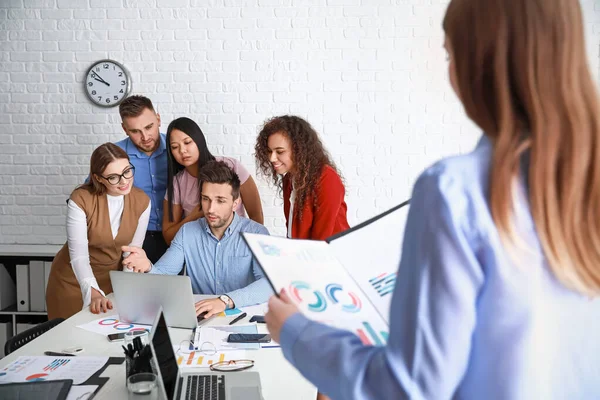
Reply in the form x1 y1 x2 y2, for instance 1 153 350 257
255 115 341 219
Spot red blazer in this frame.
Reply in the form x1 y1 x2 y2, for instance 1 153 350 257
283 165 350 240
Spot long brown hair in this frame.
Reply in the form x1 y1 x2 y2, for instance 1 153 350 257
80 143 130 196
255 115 341 219
444 0 600 295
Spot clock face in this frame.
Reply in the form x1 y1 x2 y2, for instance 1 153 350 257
84 60 131 107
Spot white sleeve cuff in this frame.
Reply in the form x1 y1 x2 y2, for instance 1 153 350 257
80 277 106 309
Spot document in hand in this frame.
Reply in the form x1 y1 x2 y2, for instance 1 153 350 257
241 199 409 347
326 201 409 323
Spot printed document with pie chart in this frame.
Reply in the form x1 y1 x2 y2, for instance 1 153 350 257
0 356 108 384
242 233 390 346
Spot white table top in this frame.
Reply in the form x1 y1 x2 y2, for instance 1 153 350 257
0 296 316 399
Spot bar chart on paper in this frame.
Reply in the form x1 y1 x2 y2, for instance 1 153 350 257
356 321 388 346
368 272 397 297
174 349 247 369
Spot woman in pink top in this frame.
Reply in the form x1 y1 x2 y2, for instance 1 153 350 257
162 117 264 244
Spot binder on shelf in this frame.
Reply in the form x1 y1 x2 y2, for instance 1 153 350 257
16 264 30 312
44 262 52 312
0 322 13 358
0 263 16 311
29 261 46 312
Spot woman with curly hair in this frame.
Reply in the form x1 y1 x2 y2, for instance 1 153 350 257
255 115 350 241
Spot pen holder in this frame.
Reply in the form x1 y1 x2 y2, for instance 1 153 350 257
123 331 153 384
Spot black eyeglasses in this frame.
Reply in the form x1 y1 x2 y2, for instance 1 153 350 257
101 165 135 185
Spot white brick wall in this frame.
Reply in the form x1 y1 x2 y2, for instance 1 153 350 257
0 0 597 245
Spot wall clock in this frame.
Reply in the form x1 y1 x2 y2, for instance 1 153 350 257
84 59 132 107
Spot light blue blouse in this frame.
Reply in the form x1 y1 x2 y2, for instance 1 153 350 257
280 135 600 399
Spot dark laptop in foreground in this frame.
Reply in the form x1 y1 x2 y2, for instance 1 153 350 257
149 307 264 400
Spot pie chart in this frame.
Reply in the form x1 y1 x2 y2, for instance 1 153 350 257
26 373 48 381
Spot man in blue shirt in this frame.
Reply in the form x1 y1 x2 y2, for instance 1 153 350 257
115 95 168 263
122 160 272 317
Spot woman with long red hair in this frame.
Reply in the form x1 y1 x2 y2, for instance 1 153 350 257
264 0 600 398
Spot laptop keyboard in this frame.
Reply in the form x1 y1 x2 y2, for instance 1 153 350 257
184 374 226 400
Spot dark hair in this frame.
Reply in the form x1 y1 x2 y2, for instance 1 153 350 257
166 117 215 222
119 95 155 119
80 143 129 196
197 160 241 200
255 115 341 219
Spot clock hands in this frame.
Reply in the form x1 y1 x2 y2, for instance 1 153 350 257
91 72 110 87
93 77 110 87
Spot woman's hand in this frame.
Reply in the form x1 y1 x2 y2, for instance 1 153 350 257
90 287 113 314
121 246 152 273
265 289 300 343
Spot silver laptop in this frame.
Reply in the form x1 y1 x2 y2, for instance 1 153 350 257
110 271 201 329
149 307 264 400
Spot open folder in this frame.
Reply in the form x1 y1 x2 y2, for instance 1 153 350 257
242 201 409 346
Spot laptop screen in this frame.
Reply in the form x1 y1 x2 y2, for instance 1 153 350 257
151 311 179 400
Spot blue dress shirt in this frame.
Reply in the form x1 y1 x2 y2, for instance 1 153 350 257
115 133 168 231
149 213 273 307
279 136 600 399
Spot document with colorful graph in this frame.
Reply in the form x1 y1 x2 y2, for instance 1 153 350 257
326 201 408 324
0 356 109 385
173 349 247 369
77 315 151 336
242 233 391 347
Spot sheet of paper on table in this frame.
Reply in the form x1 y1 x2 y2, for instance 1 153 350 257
172 348 248 369
240 303 268 317
66 385 98 400
0 356 109 385
197 325 260 351
76 315 151 336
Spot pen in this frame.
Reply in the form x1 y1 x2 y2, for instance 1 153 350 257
44 351 76 357
229 312 247 325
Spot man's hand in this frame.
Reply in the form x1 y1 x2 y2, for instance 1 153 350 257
121 246 152 273
265 289 300 343
90 287 113 314
194 298 226 319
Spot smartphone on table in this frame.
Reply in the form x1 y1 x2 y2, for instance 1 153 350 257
227 333 271 343
249 315 265 323
107 332 127 342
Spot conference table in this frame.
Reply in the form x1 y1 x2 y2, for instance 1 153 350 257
0 295 317 399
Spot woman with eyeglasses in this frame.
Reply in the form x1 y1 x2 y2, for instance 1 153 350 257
46 143 151 319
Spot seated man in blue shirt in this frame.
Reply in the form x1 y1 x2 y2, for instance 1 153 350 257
116 95 169 263
122 160 272 318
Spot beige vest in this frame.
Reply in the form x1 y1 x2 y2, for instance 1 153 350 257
46 187 149 320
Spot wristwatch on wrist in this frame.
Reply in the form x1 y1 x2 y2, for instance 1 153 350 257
219 295 232 309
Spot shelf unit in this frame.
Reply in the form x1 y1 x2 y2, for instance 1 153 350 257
0 244 61 351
